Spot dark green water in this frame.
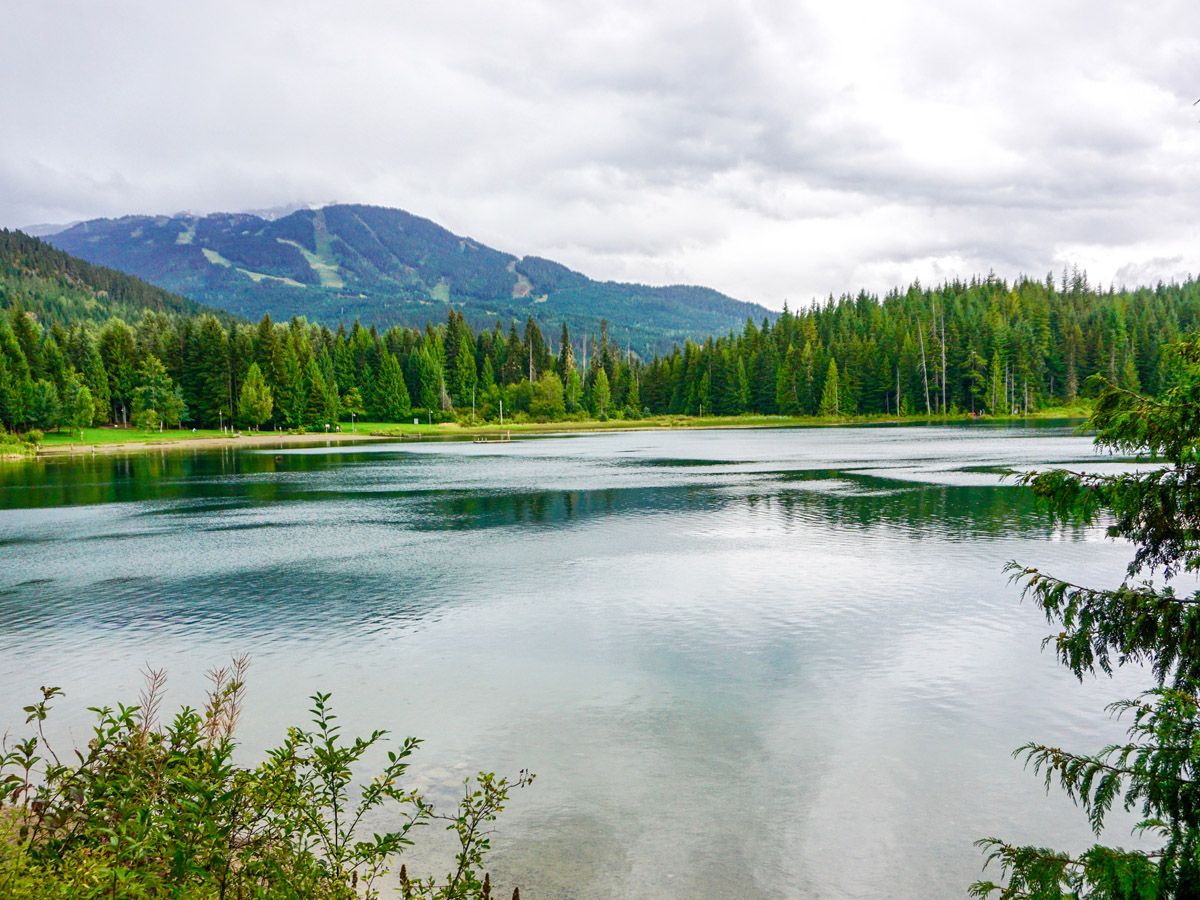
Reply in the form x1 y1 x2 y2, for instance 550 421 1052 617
0 424 1152 897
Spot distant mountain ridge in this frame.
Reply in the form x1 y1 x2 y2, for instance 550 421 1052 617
44 204 773 353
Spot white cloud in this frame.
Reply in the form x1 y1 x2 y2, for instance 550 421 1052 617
2 0 1199 308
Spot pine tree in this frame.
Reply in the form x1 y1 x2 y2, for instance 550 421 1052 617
776 344 801 415
557 322 575 382
989 350 1004 414
479 356 496 393
132 355 186 428
374 352 411 421
625 370 641 417
63 373 93 438
186 315 231 427
414 348 440 414
237 362 273 430
99 319 138 425
818 358 840 416
276 344 305 428
592 367 611 418
27 379 61 430
451 333 476 408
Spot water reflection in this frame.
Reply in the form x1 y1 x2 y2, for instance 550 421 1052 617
0 424 1150 899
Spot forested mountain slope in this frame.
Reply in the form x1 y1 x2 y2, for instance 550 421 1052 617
44 204 771 354
0 228 216 325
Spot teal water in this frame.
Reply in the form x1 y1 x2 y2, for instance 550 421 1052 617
0 424 1154 897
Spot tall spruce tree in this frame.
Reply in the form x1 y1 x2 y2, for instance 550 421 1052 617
973 339 1200 897
237 362 273 430
374 351 411 421
818 358 840 416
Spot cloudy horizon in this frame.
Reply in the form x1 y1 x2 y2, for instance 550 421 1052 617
4 0 1199 308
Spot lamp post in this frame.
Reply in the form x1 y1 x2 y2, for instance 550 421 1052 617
351 412 356 433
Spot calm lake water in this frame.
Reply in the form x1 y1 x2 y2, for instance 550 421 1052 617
0 423 1155 897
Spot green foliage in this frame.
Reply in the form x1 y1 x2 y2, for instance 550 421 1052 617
591 367 610 418
341 386 365 421
373 351 411 421
0 228 213 326
26 378 60 430
62 373 93 435
529 372 565 420
132 355 187 428
0 660 532 899
818 358 840 417
5 232 1199 438
238 361 274 429
973 338 1200 897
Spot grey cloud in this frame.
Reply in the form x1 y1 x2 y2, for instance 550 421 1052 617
2 0 1198 307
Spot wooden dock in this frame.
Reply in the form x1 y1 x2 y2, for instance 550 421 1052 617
473 431 512 444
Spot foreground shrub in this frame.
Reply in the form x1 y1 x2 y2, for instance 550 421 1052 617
0 658 531 898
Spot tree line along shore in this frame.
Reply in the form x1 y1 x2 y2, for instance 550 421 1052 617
2 222 1196 447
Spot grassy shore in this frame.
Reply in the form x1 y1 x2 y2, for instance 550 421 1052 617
370 403 1093 438
31 425 390 457
13 403 1091 460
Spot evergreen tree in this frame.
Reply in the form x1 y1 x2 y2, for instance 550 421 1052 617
625 370 641 418
989 350 1004 414
340 387 365 425
99 318 138 426
186 315 231 427
592 367 611 418
479 356 496 394
776 344 801 415
276 344 305 428
304 358 339 427
565 368 583 414
451 333 476 408
132 355 186 428
818 358 840 416
557 322 575 381
973 338 1200 897
237 362 273 430
413 348 440 414
374 352 411 421
27 379 60 430
63 373 93 438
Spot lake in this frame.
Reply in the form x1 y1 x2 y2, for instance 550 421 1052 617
0 423 1151 897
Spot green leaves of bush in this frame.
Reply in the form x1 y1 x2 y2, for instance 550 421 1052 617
0 660 531 899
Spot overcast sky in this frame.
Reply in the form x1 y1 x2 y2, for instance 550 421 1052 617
3 1 1199 308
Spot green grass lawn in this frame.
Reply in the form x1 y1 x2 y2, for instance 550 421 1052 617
41 426 268 447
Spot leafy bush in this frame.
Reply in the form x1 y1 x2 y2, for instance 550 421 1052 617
0 658 532 899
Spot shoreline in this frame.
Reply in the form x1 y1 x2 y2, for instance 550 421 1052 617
28 430 393 459
11 408 1090 462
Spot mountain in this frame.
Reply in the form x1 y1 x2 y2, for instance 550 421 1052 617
0 228 221 325
44 204 773 353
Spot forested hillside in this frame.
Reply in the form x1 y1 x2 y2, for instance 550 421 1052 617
2 227 1197 436
0 229 216 325
44 204 771 354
